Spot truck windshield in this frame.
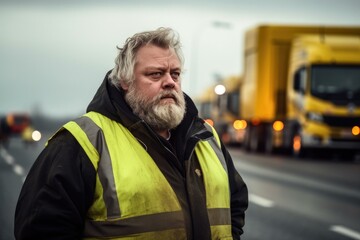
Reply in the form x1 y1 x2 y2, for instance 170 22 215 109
311 65 360 103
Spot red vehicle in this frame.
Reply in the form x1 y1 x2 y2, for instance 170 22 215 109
0 113 31 142
5 113 31 133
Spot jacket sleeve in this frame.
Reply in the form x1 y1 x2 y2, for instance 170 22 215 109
221 142 248 240
14 130 96 240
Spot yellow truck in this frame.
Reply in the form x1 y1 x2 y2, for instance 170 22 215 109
241 25 360 157
196 75 246 145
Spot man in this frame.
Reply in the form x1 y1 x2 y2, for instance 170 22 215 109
15 27 248 240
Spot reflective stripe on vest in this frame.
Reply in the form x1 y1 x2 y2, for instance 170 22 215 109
196 123 232 239
203 122 228 175
63 112 232 239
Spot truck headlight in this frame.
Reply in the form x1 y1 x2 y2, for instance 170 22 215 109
307 112 323 122
32 130 42 141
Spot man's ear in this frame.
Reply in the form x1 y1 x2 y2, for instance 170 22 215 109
120 80 129 91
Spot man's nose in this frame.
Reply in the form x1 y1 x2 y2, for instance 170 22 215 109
162 73 175 88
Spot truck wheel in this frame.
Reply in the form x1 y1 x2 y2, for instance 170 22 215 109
265 126 277 154
243 126 252 152
265 135 274 154
249 125 266 153
249 126 262 152
249 127 259 152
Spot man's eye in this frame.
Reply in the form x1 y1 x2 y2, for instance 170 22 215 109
149 72 162 78
171 72 180 80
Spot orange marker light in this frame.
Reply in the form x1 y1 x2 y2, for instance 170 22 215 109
233 120 247 130
273 121 284 132
293 135 301 151
205 119 214 127
252 118 261 126
352 126 360 136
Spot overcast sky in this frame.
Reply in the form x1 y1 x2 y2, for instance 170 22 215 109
1 0 360 117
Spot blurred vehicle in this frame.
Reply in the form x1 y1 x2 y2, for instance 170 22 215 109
195 24 360 158
196 75 246 145
239 25 360 157
0 113 41 144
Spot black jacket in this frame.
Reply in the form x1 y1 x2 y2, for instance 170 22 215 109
15 72 248 240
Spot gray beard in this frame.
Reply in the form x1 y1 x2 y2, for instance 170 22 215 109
124 86 186 131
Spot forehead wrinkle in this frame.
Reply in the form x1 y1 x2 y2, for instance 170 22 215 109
144 65 181 71
135 46 181 71
141 58 181 71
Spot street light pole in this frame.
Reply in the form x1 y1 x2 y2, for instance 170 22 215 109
190 21 233 97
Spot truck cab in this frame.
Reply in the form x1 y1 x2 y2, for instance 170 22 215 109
288 35 360 156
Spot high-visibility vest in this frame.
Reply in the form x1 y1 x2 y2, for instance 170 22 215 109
62 111 232 240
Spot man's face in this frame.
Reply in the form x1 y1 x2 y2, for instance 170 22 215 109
122 44 186 131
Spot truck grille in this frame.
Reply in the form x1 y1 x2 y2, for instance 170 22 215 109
323 115 360 127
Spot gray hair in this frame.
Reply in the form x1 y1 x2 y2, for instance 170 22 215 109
109 27 184 87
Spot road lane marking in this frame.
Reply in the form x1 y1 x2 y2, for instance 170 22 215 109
235 158 360 200
330 225 360 240
0 145 15 164
249 194 275 208
13 164 25 176
0 145 27 181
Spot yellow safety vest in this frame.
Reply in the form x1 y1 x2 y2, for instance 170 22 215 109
62 111 232 240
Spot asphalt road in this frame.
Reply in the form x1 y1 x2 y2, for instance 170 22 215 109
1 134 360 240
233 148 360 240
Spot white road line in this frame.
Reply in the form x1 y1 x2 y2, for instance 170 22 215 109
0 145 15 164
0 145 27 179
249 194 275 208
330 225 360 240
13 164 25 176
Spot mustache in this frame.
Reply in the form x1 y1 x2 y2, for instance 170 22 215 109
157 90 181 104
